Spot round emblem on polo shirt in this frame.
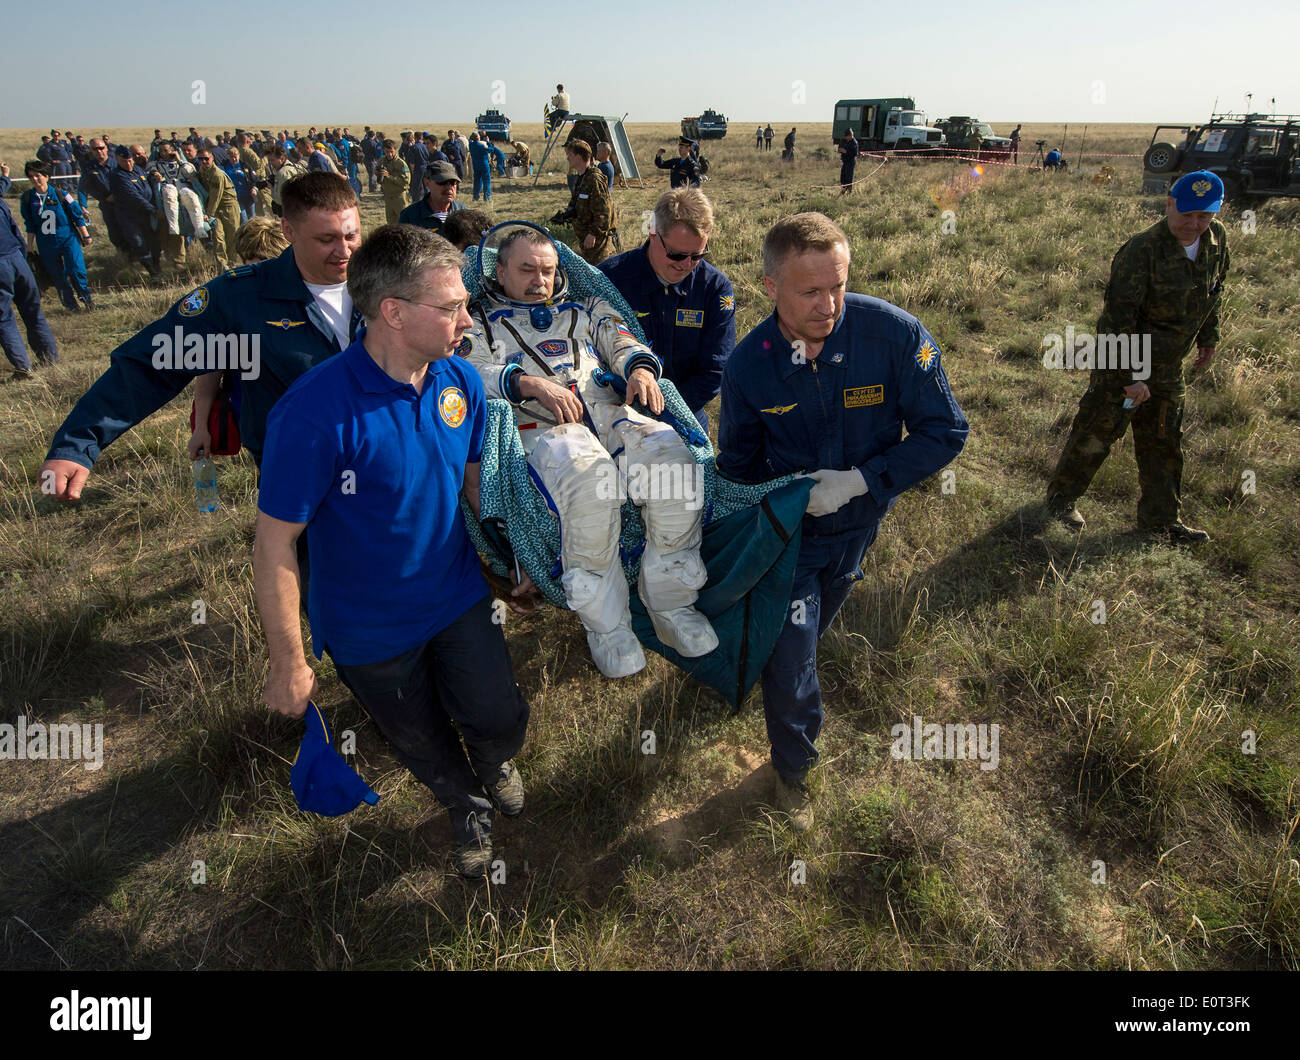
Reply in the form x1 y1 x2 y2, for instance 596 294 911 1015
439 386 467 428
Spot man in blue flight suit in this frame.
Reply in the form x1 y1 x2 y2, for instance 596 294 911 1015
77 139 125 252
401 132 429 202
599 187 734 432
361 128 381 191
718 212 968 831
19 162 94 312
0 164 59 378
109 145 161 276
38 173 363 502
654 137 702 189
47 132 74 177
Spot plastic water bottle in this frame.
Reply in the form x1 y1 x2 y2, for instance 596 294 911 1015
194 449 219 513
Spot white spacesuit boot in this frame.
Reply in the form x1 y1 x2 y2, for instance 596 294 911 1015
527 421 646 679
595 405 718 659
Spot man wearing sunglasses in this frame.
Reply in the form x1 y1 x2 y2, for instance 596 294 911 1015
195 149 241 271
77 139 126 253
599 188 734 433
399 161 465 235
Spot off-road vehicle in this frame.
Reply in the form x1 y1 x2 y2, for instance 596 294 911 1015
1143 113 1300 201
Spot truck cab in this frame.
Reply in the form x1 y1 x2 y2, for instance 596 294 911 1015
884 109 945 148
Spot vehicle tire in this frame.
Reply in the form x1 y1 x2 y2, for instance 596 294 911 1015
897 139 912 150
1144 142 1181 173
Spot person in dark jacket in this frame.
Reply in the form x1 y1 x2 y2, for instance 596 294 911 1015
654 137 701 189
0 164 59 376
717 212 968 832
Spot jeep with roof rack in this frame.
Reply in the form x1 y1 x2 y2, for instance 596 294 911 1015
1142 112 1300 202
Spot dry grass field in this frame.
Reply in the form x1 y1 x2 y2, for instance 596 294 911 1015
1 120 1297 970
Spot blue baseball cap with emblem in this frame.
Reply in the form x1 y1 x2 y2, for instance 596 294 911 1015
1169 170 1224 213
290 702 380 817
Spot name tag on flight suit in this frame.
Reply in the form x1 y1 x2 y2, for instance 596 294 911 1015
675 309 704 328
844 385 884 408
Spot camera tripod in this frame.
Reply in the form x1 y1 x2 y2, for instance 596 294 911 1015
1033 140 1047 167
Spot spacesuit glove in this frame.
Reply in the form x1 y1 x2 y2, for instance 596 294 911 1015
804 468 868 518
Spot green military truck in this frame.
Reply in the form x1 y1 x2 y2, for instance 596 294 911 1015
933 117 1013 160
833 97 945 151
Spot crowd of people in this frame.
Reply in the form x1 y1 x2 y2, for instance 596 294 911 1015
7 105 1231 878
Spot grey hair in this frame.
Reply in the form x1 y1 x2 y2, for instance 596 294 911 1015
347 224 463 319
496 226 556 268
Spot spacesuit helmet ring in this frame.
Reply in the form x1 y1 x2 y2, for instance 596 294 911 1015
478 220 570 307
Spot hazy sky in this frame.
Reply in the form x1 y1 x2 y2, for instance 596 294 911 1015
5 0 1297 129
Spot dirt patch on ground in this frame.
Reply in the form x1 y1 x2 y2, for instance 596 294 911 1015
641 742 771 857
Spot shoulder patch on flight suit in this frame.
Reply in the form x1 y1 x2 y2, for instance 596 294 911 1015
914 339 939 372
844 385 884 408
675 308 704 327
719 294 734 312
178 287 209 317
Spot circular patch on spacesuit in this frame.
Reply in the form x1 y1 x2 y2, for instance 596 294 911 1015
439 386 468 428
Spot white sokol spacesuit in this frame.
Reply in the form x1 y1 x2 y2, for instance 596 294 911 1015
144 157 206 236
464 225 718 679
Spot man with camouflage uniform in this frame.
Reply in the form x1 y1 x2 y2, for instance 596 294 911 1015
566 140 614 265
377 140 410 224
195 147 242 270
1046 170 1230 543
237 132 272 217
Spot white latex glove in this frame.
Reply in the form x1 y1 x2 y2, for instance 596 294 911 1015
804 468 868 518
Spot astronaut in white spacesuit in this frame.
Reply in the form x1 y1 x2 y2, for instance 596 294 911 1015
144 142 207 237
465 223 718 679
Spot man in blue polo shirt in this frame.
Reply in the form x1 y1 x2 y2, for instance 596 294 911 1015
255 225 531 879
599 188 735 433
718 212 968 832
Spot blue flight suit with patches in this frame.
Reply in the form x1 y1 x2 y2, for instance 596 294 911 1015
78 159 126 250
19 185 92 311
654 153 701 189
0 176 58 372
44 246 363 471
46 140 74 176
599 241 735 430
109 165 156 266
718 292 968 782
